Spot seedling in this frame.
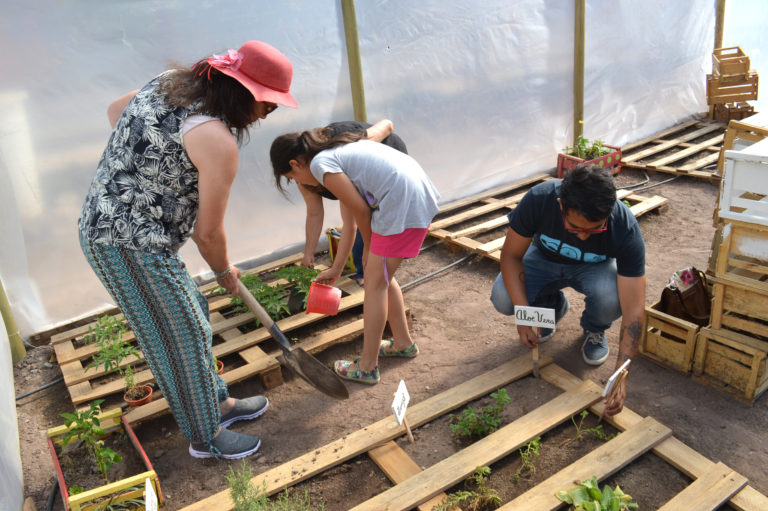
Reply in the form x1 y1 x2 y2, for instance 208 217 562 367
226 459 326 510
60 400 122 484
450 389 511 440
562 410 615 446
563 136 611 160
556 476 637 510
512 436 541 483
227 274 291 322
83 315 128 346
434 466 502 511
275 266 320 306
85 319 142 396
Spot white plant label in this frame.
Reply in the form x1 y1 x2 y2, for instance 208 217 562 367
513 306 556 328
391 379 410 425
145 477 158 511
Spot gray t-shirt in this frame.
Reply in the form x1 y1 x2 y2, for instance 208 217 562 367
310 140 440 236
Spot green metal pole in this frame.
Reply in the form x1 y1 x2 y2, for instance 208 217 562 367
573 0 586 144
341 0 367 123
0 279 25 363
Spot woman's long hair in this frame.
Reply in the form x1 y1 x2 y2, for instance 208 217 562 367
270 128 364 194
156 60 258 144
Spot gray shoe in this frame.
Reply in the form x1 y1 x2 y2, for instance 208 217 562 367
189 428 261 459
220 396 269 428
582 330 609 366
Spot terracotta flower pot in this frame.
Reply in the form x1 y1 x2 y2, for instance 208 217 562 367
216 359 224 375
124 385 153 407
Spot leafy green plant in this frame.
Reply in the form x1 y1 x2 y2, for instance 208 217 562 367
556 476 637 510
83 315 128 346
512 436 541 483
450 389 511 440
434 466 502 511
563 411 615 446
60 400 122 484
563 136 612 160
275 266 320 306
85 317 141 395
69 485 85 495
226 459 325 511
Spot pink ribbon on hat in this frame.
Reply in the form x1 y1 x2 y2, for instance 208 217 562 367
207 49 242 71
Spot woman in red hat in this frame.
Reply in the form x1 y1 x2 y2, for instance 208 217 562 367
78 41 296 459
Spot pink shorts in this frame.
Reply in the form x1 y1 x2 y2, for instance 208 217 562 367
370 227 429 258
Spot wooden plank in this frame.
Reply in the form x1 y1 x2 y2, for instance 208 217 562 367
367 442 448 511
678 151 721 172
500 416 672 510
539 364 768 511
178 354 553 511
647 134 724 168
447 213 510 239
622 124 724 164
349 380 602 511
621 119 703 152
627 195 668 217
430 195 523 231
657 462 748 511
437 173 551 214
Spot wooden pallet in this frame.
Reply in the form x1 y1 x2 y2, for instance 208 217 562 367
53 262 366 418
429 175 667 262
621 117 728 180
179 354 768 511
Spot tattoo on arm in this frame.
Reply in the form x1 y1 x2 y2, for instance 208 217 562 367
518 271 526 284
619 319 644 361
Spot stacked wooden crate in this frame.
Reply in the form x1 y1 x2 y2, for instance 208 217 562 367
695 141 768 404
707 47 759 123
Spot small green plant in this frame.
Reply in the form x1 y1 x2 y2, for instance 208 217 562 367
85 317 141 394
226 460 325 511
434 466 502 511
450 389 511 439
83 315 128 345
60 400 122 484
556 476 637 510
563 411 615 446
275 266 320 306
512 436 541 484
563 135 612 160
69 485 85 495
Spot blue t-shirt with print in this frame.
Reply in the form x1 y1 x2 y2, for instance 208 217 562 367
508 180 645 277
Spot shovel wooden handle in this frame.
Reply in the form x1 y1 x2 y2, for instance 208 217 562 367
237 281 275 328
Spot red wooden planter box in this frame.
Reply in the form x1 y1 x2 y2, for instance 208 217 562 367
557 144 622 178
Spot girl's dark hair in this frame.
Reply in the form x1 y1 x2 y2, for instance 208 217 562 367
156 60 258 144
270 128 364 194
559 164 616 221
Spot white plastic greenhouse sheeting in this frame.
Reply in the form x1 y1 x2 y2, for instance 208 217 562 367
0 312 23 511
0 0 718 338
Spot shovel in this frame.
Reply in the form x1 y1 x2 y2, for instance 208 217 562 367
236 280 349 400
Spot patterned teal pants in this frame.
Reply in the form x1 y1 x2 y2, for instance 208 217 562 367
80 235 227 444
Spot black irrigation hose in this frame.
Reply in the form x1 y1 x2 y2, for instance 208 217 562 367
616 170 650 190
15 376 64 401
46 477 59 511
401 253 477 291
626 175 681 193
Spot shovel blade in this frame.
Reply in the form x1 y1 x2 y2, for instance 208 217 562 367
293 348 349 400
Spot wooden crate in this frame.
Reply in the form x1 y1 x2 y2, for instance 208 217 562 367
717 116 768 177
694 326 768 405
712 102 756 123
718 140 768 227
713 47 751 79
710 274 768 340
707 71 759 106
640 301 700 374
714 220 768 293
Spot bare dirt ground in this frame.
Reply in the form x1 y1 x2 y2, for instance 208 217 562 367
15 168 768 510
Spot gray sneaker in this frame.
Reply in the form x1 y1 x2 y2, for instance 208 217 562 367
581 330 609 366
189 428 261 459
220 396 269 428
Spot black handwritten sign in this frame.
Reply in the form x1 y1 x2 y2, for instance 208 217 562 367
513 306 556 327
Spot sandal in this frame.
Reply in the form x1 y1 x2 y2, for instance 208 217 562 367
379 339 420 358
334 357 380 384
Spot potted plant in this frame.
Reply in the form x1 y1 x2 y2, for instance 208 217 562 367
214 355 224 375
48 401 164 511
558 135 622 178
84 318 152 407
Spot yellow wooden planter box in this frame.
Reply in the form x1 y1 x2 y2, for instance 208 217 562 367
640 301 700 374
710 275 768 341
693 326 768 405
47 407 164 511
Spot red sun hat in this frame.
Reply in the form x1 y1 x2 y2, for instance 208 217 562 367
207 40 297 108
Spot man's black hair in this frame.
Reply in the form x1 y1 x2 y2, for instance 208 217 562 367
559 164 616 221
